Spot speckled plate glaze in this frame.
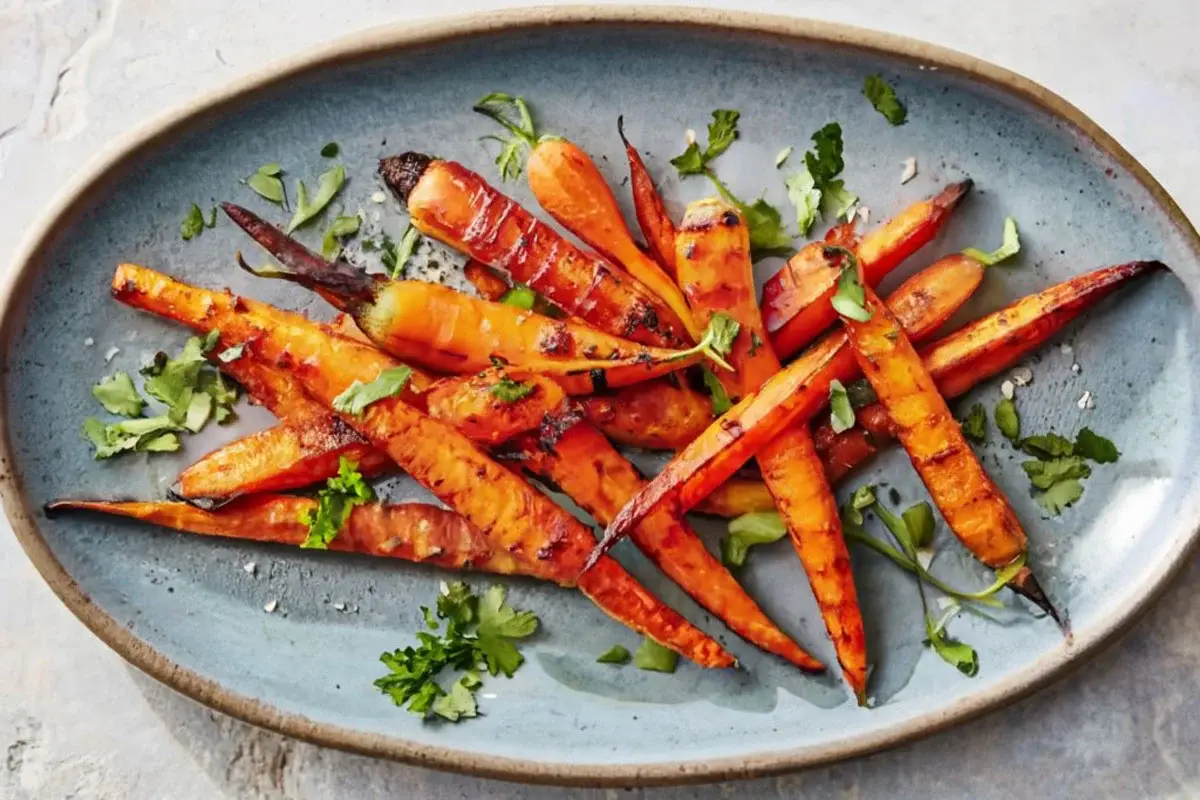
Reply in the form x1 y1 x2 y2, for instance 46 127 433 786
3 7 1199 787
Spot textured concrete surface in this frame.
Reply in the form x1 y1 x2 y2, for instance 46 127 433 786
1 1 1198 797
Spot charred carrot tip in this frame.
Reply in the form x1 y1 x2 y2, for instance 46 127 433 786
379 153 433 202
1011 566 1070 635
935 178 974 212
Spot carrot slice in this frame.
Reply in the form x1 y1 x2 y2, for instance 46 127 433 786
762 182 972 358
48 496 530 577
579 378 714 450
112 263 733 667
526 137 702 340
222 203 724 394
619 116 678 278
379 154 691 348
674 198 863 698
511 420 823 671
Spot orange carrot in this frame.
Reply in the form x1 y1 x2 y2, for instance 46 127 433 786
578 378 714 450
463 259 512 301
762 182 972 358
114 263 733 666
380 154 691 348
693 478 777 517
673 198 865 699
619 116 678 278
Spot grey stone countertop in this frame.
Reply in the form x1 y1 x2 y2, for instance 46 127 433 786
1 1 1198 797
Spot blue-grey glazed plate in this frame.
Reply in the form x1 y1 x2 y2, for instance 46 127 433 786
3 8 1199 787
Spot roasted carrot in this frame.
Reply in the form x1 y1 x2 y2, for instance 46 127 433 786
463 259 512 301
619 116 678 278
672 198 865 699
835 271 1058 620
692 478 776 517
223 203 729 394
510 419 822 671
114 263 733 666
762 181 972 358
379 154 691 348
812 403 893 483
524 137 702 340
579 378 714 450
593 253 995 554
423 370 569 446
48 496 531 577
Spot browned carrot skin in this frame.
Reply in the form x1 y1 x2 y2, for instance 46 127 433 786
424 371 568 446
48 496 529 577
511 420 823 671
812 404 892 483
618 116 678 278
692 478 777 517
463 259 512 300
674 198 860 696
113 264 732 666
762 181 972 358
379 154 691 348
526 137 702 340
579 378 713 450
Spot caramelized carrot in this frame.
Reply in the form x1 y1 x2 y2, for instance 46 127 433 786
836 275 1057 620
379 154 690 348
762 182 972 358
511 420 823 671
223 203 727 394
423 371 569 446
114 264 732 666
619 116 678 278
673 198 865 699
812 403 893 483
48 496 530 577
579 378 714 450
593 253 992 554
463 259 512 301
693 478 776 517
525 137 702 340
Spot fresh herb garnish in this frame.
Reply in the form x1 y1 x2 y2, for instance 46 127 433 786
994 397 1020 441
287 165 346 233
332 365 414 416
1020 432 1074 459
828 379 856 434
862 75 907 125
1074 427 1120 463
721 511 788 567
140 331 238 431
91 372 145 418
901 502 936 548
320 214 362 260
1005 419 1119 516
787 123 857 236
666 312 740 372
500 285 536 310
632 637 679 673
960 403 988 443
180 203 218 240
700 364 733 415
489 376 535 403
774 146 793 168
963 217 1021 266
217 343 246 363
596 645 631 664
82 416 182 459
320 142 340 158
844 379 877 409
828 247 872 322
671 110 740 175
1035 478 1085 516
748 331 764 357
299 457 376 549
387 225 421 279
1021 456 1091 490
473 93 540 182
375 582 539 721
246 163 285 205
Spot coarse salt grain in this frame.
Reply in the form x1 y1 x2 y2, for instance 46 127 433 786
1077 390 1094 410
1011 366 1033 387
371 191 386 204
1071 363 1082 374
1060 343 1073 355
857 206 871 226
1000 380 1015 399
104 346 121 363
263 599 278 613
900 157 918 185
242 561 256 575
332 602 346 611
685 128 697 145
84 337 94 347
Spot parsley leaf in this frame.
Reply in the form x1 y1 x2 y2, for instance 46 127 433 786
299 457 376 549
332 366 413 416
180 204 210 240
1036 478 1084 516
500 285 536 310
1075 427 1120 463
787 123 856 237
700 365 733 415
475 584 539 677
820 180 859 223
721 511 788 567
320 142 340 158
474 93 539 182
925 616 978 676
320 214 361 260
961 403 988 443
287 165 346 233
963 217 1021 266
901 502 936 548
82 416 182 459
141 331 237 430
246 163 285 205
1022 457 1091 490
994 397 1020 441
863 75 908 125
806 123 846 185
670 110 740 175
828 379 856 434
430 673 479 722
387 225 421 279
489 376 535 403
632 637 679 673
1020 432 1074 459
92 372 145 418
217 343 245 363
785 169 822 238
596 645 631 664
829 247 872 322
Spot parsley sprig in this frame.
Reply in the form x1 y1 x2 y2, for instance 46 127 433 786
473 92 544 182
299 457 376 549
785 123 857 237
863 75 907 125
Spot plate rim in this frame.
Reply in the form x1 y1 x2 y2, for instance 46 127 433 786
3 5 1199 787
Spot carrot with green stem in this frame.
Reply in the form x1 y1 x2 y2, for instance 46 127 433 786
473 94 700 339
618 116 678 277
112 263 733 667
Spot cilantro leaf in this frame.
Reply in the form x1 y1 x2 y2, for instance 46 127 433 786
596 645 631 664
1020 432 1074 459
437 581 477 627
500 285 536 310
92 372 144 417
1022 457 1091 490
820 179 858 222
247 163 285 205
926 618 978 676
632 637 679 673
700 365 733 415
299 457 375 549
180 204 206 240
863 75 907 125
489 376 535 403
669 142 706 176
994 397 1020 441
474 93 539 182
332 366 414 416
320 214 361 260
963 217 1021 266
1075 427 1120 463
387 225 420 279
287 165 346 233
805 123 845 186
320 142 339 158
901 502 935 549
738 197 793 258
843 484 877 527
828 379 856 434
721 511 788 567
140 331 236 429
961 403 988 443
670 110 740 176
786 124 854 238
829 248 872 322
82 415 182 459
1036 478 1085 516
705 312 741 358
475 585 538 677
785 169 822 237
430 673 479 722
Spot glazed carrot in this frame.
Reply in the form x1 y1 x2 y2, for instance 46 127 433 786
762 181 972 358
619 116 678 278
223 203 730 394
525 137 702 340
673 198 865 699
463 259 512 301
48 496 530 577
835 274 1058 619
423 371 569 446
593 253 994 554
379 154 691 348
693 478 776 517
510 419 823 671
579 378 714 450
113 263 732 666
812 403 893 483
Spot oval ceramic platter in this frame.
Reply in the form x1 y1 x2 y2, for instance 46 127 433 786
3 7 1199 787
